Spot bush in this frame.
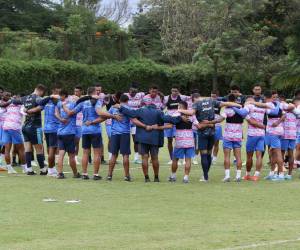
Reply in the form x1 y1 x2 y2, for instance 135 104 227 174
0 58 230 95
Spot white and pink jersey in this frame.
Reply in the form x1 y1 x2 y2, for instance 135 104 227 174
0 106 6 129
221 108 243 142
283 111 297 140
175 115 198 148
245 104 266 137
125 92 145 110
76 112 83 127
2 104 24 131
163 94 188 115
142 94 164 110
266 102 284 136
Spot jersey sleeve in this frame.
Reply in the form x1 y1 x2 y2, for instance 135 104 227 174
73 102 83 114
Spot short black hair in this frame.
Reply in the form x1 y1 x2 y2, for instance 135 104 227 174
228 93 236 102
150 85 158 90
264 90 272 99
59 89 68 97
230 85 240 91
87 87 96 95
52 85 61 90
74 86 83 91
179 101 188 109
211 90 219 95
171 85 179 90
271 90 278 95
253 83 262 88
191 89 199 94
36 84 46 92
120 94 129 103
115 91 122 101
94 83 101 87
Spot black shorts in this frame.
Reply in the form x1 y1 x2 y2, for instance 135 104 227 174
58 134 76 154
198 133 215 151
45 132 58 148
110 134 131 155
82 133 103 149
22 126 43 145
138 143 159 156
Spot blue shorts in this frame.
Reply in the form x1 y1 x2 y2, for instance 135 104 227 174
2 129 24 145
82 133 103 149
164 125 176 138
281 139 296 151
265 134 281 149
214 126 223 141
75 126 82 139
223 139 242 149
106 125 112 138
0 128 3 146
193 131 198 151
45 132 58 148
296 132 300 145
110 134 131 155
198 133 215 151
246 136 265 152
58 134 75 154
173 147 195 159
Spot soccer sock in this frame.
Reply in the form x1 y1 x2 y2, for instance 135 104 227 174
183 175 189 181
207 154 212 169
12 156 17 164
254 171 260 177
144 174 149 179
201 154 209 180
171 172 176 178
25 152 32 169
225 169 230 178
36 154 45 169
108 153 112 161
154 175 159 179
236 170 241 179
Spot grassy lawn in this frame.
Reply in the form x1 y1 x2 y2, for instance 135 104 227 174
1 133 300 250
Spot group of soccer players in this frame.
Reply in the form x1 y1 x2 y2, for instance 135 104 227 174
1 82 300 183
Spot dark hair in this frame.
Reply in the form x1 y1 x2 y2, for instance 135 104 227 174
192 93 200 101
279 94 286 99
271 90 278 95
292 97 300 104
36 84 46 92
115 91 122 101
264 90 272 99
191 89 199 94
228 93 236 102
294 89 300 97
230 85 240 91
74 86 83 91
179 101 188 109
93 83 101 88
87 87 96 95
0 86 4 92
59 89 68 97
120 94 129 103
52 85 61 90
253 83 262 89
149 85 158 90
211 90 219 95
171 85 179 90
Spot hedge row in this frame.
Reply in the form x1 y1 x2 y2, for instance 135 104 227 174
0 58 230 95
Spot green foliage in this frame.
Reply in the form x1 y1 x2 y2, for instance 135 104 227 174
0 59 229 95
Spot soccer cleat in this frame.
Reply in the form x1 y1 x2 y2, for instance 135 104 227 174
124 176 132 182
82 175 90 180
264 175 274 180
57 173 65 179
93 175 102 181
249 176 260 181
199 177 208 182
272 175 285 181
134 159 142 164
106 175 112 181
223 177 230 182
284 175 292 180
235 177 242 183
154 177 160 182
144 177 151 183
168 176 176 182
183 178 189 184
243 175 251 181
7 166 17 174
27 171 36 176
73 173 81 179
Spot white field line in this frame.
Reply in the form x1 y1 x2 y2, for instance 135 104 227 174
219 237 300 250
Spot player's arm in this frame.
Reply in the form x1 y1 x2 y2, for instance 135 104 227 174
232 107 249 118
219 101 242 108
55 106 68 124
118 105 140 118
178 108 196 116
271 114 286 127
246 118 265 129
26 106 42 114
131 118 157 131
96 107 122 121
85 117 106 126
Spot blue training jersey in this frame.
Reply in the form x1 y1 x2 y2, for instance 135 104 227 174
73 99 103 135
43 100 60 133
109 106 131 135
56 101 76 135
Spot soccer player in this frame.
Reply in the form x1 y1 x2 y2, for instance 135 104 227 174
178 93 241 181
42 86 61 177
55 90 81 179
124 83 145 164
166 101 199 183
211 90 223 164
141 85 164 110
106 94 132 181
1 92 27 174
163 86 188 164
74 86 83 165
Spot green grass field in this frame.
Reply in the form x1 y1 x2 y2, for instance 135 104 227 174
1 134 300 250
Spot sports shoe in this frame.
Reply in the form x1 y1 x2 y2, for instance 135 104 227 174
47 168 58 177
134 159 142 164
106 175 112 181
145 177 151 183
183 178 189 184
93 175 102 181
272 175 285 181
285 175 292 180
82 175 90 180
73 173 81 179
264 174 274 180
223 177 230 182
249 176 260 181
168 176 176 182
199 176 207 182
27 171 36 176
154 177 160 182
124 176 132 182
57 173 65 179
40 169 48 176
7 166 17 174
243 175 251 181
235 177 242 183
